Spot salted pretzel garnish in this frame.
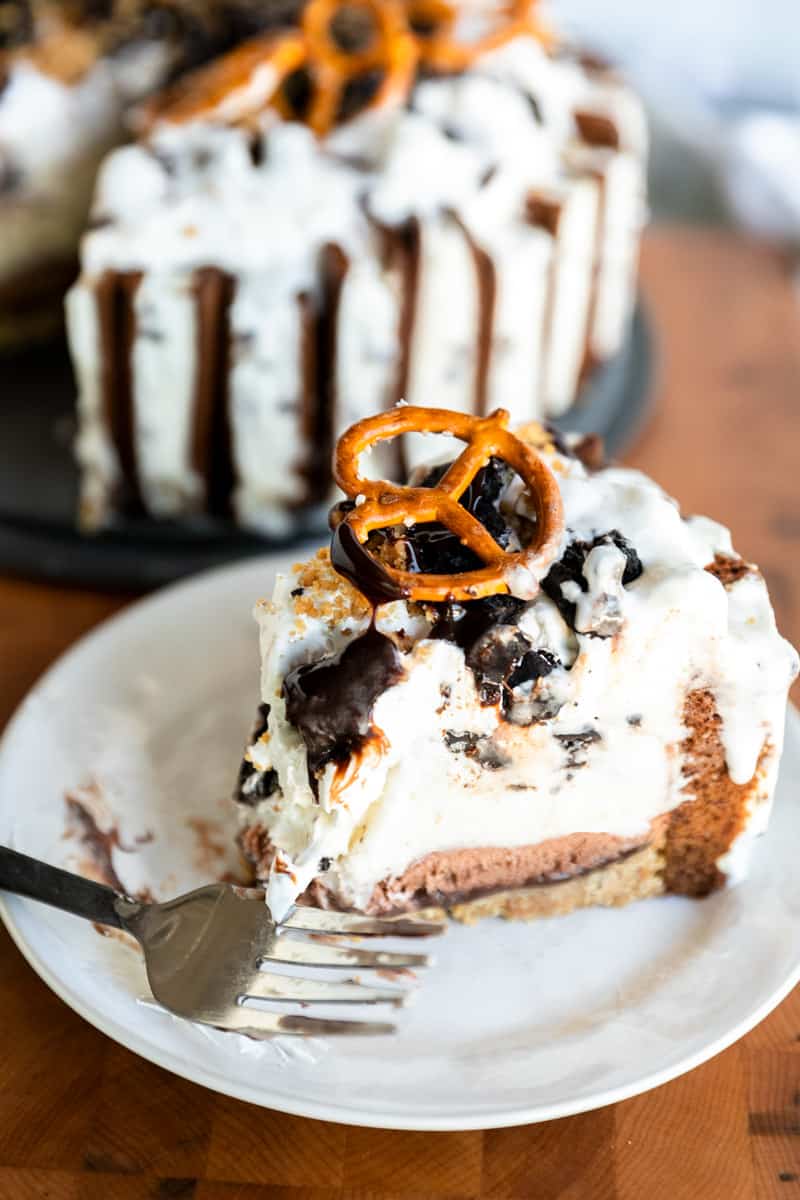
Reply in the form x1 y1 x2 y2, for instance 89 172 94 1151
331 406 564 604
302 0 418 134
143 0 418 135
407 0 554 71
142 0 550 135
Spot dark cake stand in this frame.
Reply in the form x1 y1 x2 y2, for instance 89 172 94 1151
0 303 654 591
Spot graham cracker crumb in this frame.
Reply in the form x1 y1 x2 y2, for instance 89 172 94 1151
292 548 371 625
705 553 757 588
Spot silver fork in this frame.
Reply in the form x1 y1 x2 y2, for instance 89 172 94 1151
0 847 444 1038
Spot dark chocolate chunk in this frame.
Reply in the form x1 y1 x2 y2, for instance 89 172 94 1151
282 625 404 793
290 587 304 597
541 530 643 630
318 856 332 872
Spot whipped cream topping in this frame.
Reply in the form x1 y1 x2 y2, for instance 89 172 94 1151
69 35 648 529
243 445 799 919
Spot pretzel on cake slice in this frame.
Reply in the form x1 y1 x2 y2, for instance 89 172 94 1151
331 406 564 604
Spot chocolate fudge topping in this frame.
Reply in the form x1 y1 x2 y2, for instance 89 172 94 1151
283 624 404 793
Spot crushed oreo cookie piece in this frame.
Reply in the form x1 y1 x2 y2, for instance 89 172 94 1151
235 704 278 805
555 728 602 770
466 625 536 706
431 594 561 722
443 730 510 770
542 530 642 631
318 856 332 872
283 625 404 794
236 760 278 805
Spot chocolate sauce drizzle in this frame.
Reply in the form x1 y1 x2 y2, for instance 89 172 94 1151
331 521 409 605
282 624 404 795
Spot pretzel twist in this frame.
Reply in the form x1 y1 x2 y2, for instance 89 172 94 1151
332 406 564 603
407 0 554 70
143 0 550 135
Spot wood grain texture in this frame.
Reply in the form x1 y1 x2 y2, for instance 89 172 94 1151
0 227 798 1199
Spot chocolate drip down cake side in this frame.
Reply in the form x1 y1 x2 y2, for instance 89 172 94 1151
67 0 648 534
235 407 798 922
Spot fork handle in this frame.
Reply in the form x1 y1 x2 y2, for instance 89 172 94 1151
0 846 138 930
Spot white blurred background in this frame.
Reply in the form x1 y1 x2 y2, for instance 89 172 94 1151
550 0 800 239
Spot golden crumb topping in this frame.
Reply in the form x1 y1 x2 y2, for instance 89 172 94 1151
292 547 371 625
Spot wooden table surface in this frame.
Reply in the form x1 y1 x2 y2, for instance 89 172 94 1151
0 226 798 1200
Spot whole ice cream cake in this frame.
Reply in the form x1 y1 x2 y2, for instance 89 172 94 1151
67 0 647 532
235 406 799 922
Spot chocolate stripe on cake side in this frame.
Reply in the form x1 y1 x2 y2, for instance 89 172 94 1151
571 108 621 384
376 216 421 479
297 290 316 508
391 216 421 409
577 164 606 387
528 175 599 416
96 269 144 513
456 219 497 419
525 191 561 418
308 242 349 504
191 267 235 517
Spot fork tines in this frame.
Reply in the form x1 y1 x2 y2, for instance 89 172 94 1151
281 906 446 938
259 932 433 971
243 973 409 1007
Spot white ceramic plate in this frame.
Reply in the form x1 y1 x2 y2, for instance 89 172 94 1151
0 553 798 1131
